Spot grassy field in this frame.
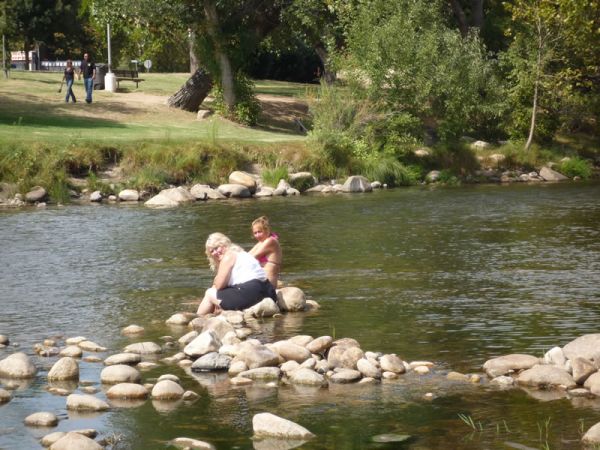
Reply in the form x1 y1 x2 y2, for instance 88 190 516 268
0 71 312 146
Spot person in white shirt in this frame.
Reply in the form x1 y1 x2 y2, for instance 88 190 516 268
197 232 277 315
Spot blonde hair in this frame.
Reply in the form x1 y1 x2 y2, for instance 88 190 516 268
205 232 242 271
251 216 271 236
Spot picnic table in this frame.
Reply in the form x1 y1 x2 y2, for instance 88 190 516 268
113 69 145 89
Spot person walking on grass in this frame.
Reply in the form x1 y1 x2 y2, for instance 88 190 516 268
79 53 96 104
62 59 76 103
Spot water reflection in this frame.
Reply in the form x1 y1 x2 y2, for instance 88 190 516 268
1 182 600 448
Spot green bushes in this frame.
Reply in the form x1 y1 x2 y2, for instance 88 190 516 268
560 157 593 179
261 166 288 187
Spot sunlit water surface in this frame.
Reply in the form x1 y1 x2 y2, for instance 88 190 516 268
1 182 600 449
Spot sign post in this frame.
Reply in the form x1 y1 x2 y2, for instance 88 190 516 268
144 59 152 73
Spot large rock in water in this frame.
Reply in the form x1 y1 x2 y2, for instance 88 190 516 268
252 413 315 439
228 171 257 194
66 394 109 411
151 380 184 400
244 298 280 318
0 352 37 378
106 383 148 399
25 186 47 203
184 331 222 358
48 357 79 381
276 287 306 312
217 183 251 198
539 166 568 181
583 422 600 445
118 189 139 202
24 411 59 427
341 175 373 193
145 187 195 208
563 334 600 361
123 341 162 354
190 184 226 200
233 341 280 369
516 364 576 388
100 364 141 384
49 432 103 450
482 354 540 377
191 352 232 372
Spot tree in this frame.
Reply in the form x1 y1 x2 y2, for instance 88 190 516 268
502 0 599 148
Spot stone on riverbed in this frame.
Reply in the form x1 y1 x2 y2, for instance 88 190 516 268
271 341 312 363
184 331 222 358
171 437 216 450
48 357 79 381
0 388 11 403
104 353 142 366
25 186 47 203
584 372 600 395
121 325 144 335
0 352 37 378
357 358 381 379
232 341 280 369
572 357 597 385
106 383 149 399
582 422 600 445
563 334 600 361
166 312 196 326
306 336 333 354
379 354 406 374
239 367 281 381
77 341 107 352
202 317 235 341
59 346 83 358
516 364 576 389
123 341 162 354
483 354 540 377
244 298 280 318
228 171 257 194
217 183 252 198
191 352 232 372
145 187 196 208
66 394 109 411
253 412 315 440
100 364 141 384
41 430 98 447
230 376 253 386
289 368 326 386
341 175 373 193
49 432 103 450
330 369 362 383
65 336 87 345
24 411 59 427
118 189 139 202
152 380 184 400
543 346 566 367
276 287 306 312
327 344 364 370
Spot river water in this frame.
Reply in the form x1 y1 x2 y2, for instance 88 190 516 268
1 182 600 449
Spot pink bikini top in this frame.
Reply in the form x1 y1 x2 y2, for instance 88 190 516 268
258 233 279 265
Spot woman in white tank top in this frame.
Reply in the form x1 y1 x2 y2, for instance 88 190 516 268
197 232 276 315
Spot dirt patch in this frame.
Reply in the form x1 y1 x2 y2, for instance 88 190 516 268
257 94 310 133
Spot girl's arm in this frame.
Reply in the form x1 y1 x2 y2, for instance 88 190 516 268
212 250 236 289
249 238 274 260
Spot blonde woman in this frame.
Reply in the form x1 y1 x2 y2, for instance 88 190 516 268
197 232 276 315
249 216 282 287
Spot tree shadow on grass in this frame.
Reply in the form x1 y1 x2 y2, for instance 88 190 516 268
0 94 143 130
254 97 310 135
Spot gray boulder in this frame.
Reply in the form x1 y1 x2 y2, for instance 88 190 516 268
516 364 576 389
306 336 333 354
191 352 232 372
25 186 47 203
66 394 109 411
539 166 568 181
330 369 362 383
184 331 222 358
341 176 372 193
0 388 11 403
238 367 281 380
563 334 600 361
104 353 142 366
583 422 600 445
233 341 280 369
244 297 280 318
106 383 149 399
252 413 315 440
229 171 257 194
100 364 142 384
145 187 195 208
288 368 326 386
584 372 600 395
217 183 251 198
572 357 597 384
49 432 103 450
48 357 79 381
0 352 37 378
482 354 539 377
379 354 406 374
118 189 139 201
151 380 184 400
271 341 312 363
190 184 225 200
123 341 162 354
24 411 58 427
276 287 306 312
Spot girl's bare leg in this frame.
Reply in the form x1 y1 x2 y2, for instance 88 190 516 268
197 287 220 315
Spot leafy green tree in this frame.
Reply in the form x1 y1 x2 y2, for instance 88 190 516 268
502 0 599 148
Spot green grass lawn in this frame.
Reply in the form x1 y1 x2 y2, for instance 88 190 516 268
0 71 309 147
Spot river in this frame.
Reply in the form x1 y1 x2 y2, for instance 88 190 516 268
1 181 599 449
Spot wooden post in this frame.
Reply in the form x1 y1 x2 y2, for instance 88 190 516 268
2 34 7 79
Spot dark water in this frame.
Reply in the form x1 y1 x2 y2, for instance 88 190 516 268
1 182 600 449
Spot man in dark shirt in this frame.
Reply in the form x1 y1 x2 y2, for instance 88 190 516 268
79 53 96 104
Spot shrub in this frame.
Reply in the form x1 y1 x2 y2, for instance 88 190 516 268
261 166 288 187
560 157 593 179
362 157 418 186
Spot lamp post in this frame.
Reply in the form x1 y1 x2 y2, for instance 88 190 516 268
104 22 116 92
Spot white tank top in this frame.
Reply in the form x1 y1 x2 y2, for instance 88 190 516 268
229 250 266 285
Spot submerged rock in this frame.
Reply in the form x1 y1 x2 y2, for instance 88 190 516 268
0 352 37 378
66 394 109 411
563 334 600 361
582 422 600 445
482 354 539 377
104 353 142 366
106 383 149 399
49 432 103 450
516 364 576 389
123 341 162 354
100 364 141 384
24 411 59 427
171 437 216 450
252 413 315 440
48 357 79 381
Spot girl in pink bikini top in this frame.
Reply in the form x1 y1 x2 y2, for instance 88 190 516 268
249 216 282 287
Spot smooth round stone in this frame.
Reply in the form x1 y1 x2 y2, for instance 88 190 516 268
372 434 412 443
413 365 430 375
123 342 162 354
137 361 159 370
38 347 61 357
100 364 141 384
106 383 149 399
0 388 11 403
82 356 103 363
252 412 315 440
230 376 253 386
66 394 109 411
104 353 142 366
151 380 184 400
48 357 79 381
42 430 99 447
49 432 103 450
65 336 87 345
330 369 362 384
170 437 215 450
183 390 199 401
158 374 181 384
289 368 326 386
77 341 107 352
48 387 71 396
382 371 398 380
24 411 59 427
121 325 145 335
59 346 83 358
80 386 98 394
0 352 37 378
569 388 591 397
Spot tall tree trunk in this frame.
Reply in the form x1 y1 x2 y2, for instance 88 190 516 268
203 0 236 112
525 21 544 152
167 68 212 112
315 45 336 85
188 29 199 75
471 0 485 29
449 0 469 37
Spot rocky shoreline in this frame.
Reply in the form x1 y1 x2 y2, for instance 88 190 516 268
2 285 600 449
0 163 587 209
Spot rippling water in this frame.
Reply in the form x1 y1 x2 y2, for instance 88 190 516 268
1 182 600 449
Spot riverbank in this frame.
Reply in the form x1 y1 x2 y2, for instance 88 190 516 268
1 72 598 205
